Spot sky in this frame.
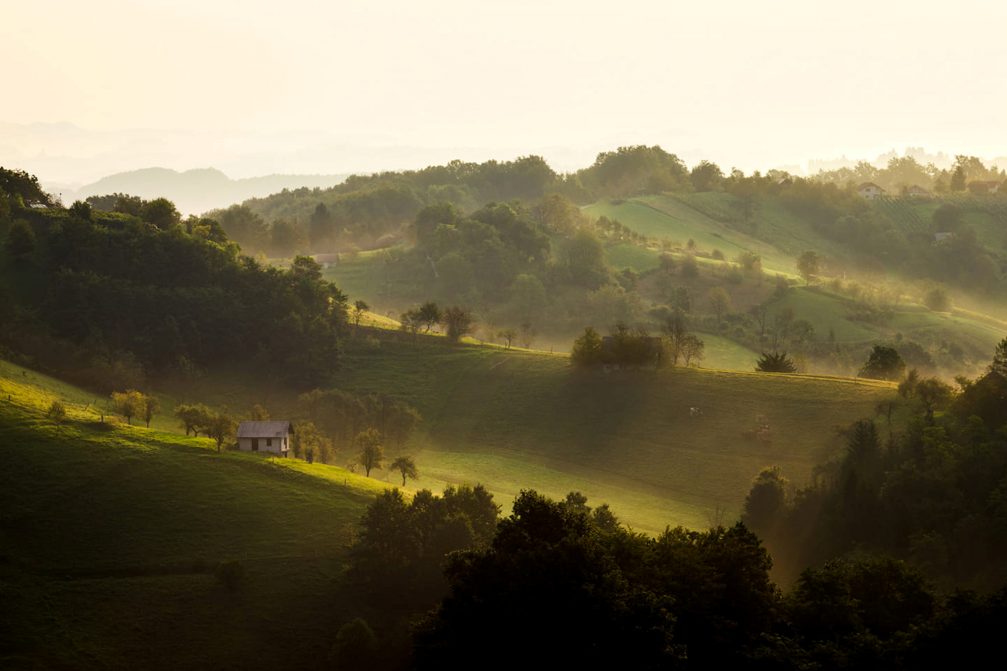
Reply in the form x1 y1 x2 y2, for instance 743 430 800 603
2 0 1005 185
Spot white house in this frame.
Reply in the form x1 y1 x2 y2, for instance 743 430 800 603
237 420 291 456
906 185 931 199
857 182 886 200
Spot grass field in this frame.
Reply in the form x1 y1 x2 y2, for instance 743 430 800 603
0 366 392 670
0 334 901 667
323 340 897 531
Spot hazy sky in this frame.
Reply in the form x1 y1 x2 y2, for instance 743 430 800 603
3 0 1005 184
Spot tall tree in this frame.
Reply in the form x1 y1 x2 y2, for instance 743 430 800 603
356 428 385 477
391 456 418 486
796 251 821 283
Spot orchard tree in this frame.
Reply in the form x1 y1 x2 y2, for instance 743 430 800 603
356 428 385 477
417 302 442 333
680 334 705 366
174 403 212 436
352 300 369 329
441 306 474 343
110 389 145 425
498 329 517 349
391 456 418 486
207 412 237 452
142 394 160 428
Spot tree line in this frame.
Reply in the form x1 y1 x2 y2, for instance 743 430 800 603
1 173 353 390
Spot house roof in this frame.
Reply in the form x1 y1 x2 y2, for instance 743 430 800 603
857 182 885 191
907 185 929 193
237 420 291 438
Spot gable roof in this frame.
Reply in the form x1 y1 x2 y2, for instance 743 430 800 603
857 182 885 191
237 420 291 438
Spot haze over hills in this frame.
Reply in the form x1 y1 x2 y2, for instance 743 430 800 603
64 167 348 215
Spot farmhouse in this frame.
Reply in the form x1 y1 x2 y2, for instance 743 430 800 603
968 180 1003 195
857 182 886 200
237 420 291 456
906 185 931 198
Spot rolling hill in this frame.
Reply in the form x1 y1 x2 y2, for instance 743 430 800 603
0 361 390 670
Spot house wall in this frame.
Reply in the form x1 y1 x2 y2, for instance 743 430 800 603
237 435 290 455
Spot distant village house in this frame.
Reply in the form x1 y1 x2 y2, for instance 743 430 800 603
857 182 886 200
967 180 1003 195
237 421 292 456
906 185 930 199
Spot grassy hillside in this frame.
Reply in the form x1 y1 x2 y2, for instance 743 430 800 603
0 364 391 670
144 336 895 532
331 342 896 531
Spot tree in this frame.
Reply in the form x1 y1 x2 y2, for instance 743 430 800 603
417 301 442 333
571 327 603 366
916 378 953 423
707 287 731 326
110 389 145 425
356 428 385 477
565 229 608 289
330 618 379 671
441 306 474 343
140 198 181 230
68 200 92 221
860 345 906 381
742 467 788 538
308 202 335 249
796 251 821 283
400 309 422 341
680 334 705 366
206 412 237 452
923 287 951 312
352 300 369 329
4 220 35 260
391 456 418 486
249 404 270 421
950 165 967 192
294 421 333 463
755 352 797 373
992 336 1007 378
690 160 724 191
498 328 517 348
141 394 160 428
174 403 212 436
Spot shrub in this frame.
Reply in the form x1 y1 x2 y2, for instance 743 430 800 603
46 400 67 422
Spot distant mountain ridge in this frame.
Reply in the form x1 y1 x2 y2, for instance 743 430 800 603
65 167 349 214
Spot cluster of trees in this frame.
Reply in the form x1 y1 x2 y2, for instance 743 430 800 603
347 485 499 604
110 389 159 427
1 178 352 389
214 156 560 255
399 301 475 343
745 338 1007 590
572 312 705 369
814 153 1006 194
342 487 1007 670
172 403 239 451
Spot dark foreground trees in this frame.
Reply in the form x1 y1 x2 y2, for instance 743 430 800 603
415 490 776 670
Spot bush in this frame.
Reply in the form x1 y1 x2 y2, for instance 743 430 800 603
923 287 951 312
46 400 67 422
